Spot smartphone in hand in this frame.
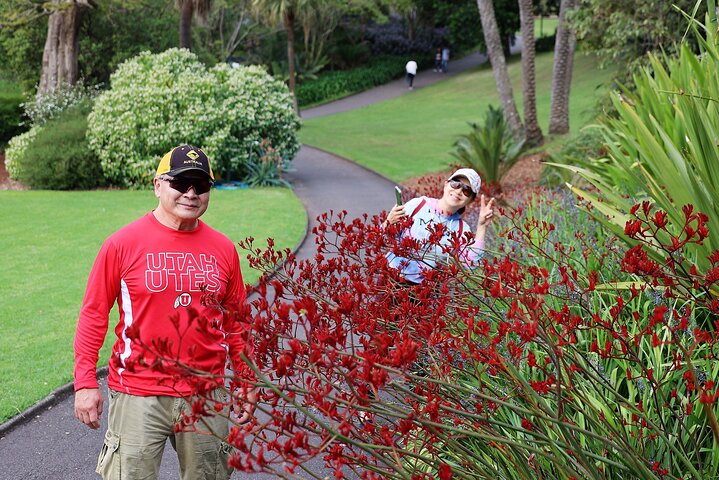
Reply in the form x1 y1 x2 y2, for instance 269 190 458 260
394 186 402 205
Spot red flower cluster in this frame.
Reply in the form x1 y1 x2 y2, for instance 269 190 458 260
133 197 719 479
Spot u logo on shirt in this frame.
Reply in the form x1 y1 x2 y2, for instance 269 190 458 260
174 292 192 308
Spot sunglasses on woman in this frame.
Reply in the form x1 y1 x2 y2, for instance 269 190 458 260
160 176 214 195
447 179 474 197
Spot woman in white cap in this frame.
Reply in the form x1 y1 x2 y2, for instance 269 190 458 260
384 168 495 284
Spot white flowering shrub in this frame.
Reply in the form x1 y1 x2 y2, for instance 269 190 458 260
23 81 101 127
87 48 301 188
5 126 43 179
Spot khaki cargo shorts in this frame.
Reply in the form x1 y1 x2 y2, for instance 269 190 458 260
96 389 233 480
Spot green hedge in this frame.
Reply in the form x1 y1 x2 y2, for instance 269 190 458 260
297 56 407 107
0 90 25 147
535 34 556 53
13 102 105 190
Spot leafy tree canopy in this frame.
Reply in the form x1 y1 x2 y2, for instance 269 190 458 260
0 0 184 94
571 0 708 78
412 0 520 53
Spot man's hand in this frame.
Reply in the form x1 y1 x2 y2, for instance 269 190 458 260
232 387 258 424
74 388 104 429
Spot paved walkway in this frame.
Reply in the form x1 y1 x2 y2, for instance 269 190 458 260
301 52 488 120
0 51 497 479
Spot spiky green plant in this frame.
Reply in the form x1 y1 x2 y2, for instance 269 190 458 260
550 1 719 277
451 105 526 185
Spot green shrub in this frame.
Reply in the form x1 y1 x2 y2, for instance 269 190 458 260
326 26 372 70
541 126 606 188
534 33 556 53
297 55 405 107
5 80 100 183
13 102 104 190
450 105 526 185
5 126 42 179
244 139 291 188
0 88 25 147
87 48 300 188
0 22 46 94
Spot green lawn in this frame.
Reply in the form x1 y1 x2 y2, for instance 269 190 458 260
0 78 22 95
535 16 559 38
301 51 616 182
0 188 306 421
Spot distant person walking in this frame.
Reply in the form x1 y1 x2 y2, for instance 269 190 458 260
441 47 450 73
405 60 418 89
434 48 442 72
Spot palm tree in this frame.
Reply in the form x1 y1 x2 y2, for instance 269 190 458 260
252 0 305 114
176 0 211 50
476 0 524 137
548 0 578 134
518 0 543 146
38 0 95 96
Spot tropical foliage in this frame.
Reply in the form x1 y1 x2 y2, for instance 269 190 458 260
451 105 526 186
541 125 605 187
557 6 719 276
244 138 292 187
572 0 708 80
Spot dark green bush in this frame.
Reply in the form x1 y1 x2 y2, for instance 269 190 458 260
15 102 105 190
0 89 26 147
297 56 406 107
541 126 606 188
325 24 372 70
0 23 46 94
535 33 557 53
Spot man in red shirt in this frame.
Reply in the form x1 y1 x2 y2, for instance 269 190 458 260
73 144 256 479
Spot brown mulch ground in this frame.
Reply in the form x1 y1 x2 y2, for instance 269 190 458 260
400 152 545 201
0 152 26 190
498 153 545 195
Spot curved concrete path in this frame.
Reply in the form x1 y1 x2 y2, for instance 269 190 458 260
0 50 497 479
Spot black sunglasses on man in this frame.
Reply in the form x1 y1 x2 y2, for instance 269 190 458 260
160 176 214 195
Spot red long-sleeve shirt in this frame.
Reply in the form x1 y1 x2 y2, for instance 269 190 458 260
74 212 251 396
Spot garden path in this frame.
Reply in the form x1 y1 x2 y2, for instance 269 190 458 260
0 49 499 479
301 51 489 119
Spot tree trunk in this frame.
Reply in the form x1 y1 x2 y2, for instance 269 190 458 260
284 9 299 115
38 0 91 96
518 0 543 146
476 0 524 136
179 0 194 49
549 0 578 135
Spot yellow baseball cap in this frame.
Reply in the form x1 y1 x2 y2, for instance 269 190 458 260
156 145 214 180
